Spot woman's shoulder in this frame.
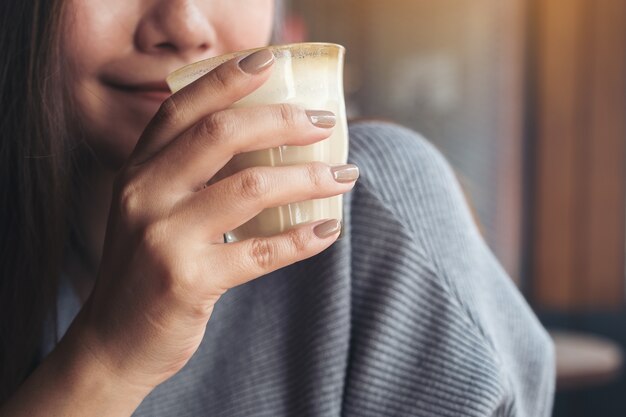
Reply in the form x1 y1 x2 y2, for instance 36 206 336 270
344 121 555 416
346 120 464 249
348 119 450 178
347 119 459 212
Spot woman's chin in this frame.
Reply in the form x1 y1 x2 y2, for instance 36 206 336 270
76 92 158 169
85 121 149 170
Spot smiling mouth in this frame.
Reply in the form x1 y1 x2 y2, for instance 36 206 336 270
105 80 172 102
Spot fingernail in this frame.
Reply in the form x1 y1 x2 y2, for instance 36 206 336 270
314 219 342 239
238 49 275 74
331 164 360 183
306 110 336 128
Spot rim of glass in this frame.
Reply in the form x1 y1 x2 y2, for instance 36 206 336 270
167 42 345 86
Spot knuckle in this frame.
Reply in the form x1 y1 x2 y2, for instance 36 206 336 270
140 223 197 295
249 238 277 270
141 220 170 252
275 104 298 130
238 169 269 200
210 66 233 94
208 111 235 139
285 228 309 254
305 162 325 189
194 113 230 147
117 180 143 220
155 97 185 128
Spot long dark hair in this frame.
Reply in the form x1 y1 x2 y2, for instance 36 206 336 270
0 0 286 403
0 0 83 402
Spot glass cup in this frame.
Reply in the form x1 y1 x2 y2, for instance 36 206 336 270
167 43 349 243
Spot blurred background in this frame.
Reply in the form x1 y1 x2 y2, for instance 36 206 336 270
281 0 626 416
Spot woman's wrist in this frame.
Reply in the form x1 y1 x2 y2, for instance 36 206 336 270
53 311 154 414
0 313 151 417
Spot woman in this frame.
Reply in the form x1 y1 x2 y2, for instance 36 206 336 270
0 0 554 415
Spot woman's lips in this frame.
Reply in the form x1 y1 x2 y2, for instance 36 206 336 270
105 79 172 103
131 89 171 102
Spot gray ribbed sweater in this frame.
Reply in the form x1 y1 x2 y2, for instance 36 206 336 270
48 122 555 416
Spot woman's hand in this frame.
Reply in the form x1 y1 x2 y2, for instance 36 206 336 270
1 48 357 417
66 48 356 401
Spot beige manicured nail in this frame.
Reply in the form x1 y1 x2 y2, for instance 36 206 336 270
238 49 275 74
314 219 342 238
331 164 360 183
306 110 336 128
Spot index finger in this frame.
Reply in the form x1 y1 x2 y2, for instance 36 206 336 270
130 48 275 165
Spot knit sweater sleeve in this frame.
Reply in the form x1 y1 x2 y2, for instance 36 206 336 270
342 121 555 417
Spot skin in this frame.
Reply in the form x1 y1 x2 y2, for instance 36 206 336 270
65 0 275 292
0 0 357 415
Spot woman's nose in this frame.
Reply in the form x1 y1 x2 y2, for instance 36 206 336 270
135 0 216 59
